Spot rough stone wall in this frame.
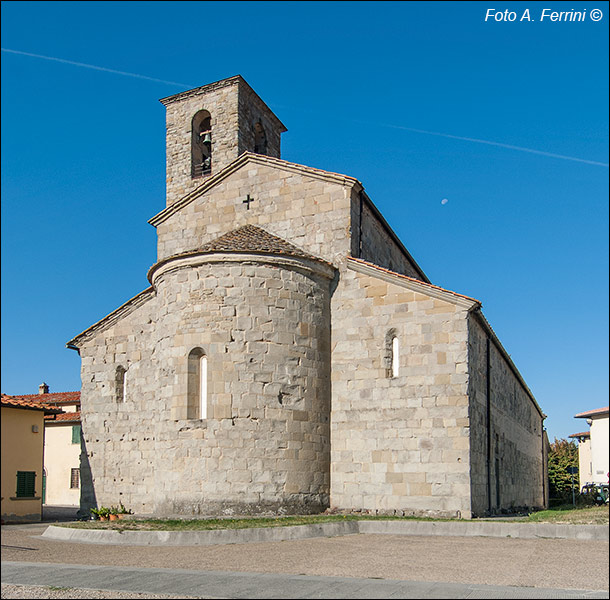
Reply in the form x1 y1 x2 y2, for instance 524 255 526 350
78 257 331 516
237 84 282 159
163 79 284 207
155 163 353 266
467 314 545 516
330 266 472 518
164 81 240 207
350 188 425 280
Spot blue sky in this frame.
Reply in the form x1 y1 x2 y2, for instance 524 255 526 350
1 1 608 442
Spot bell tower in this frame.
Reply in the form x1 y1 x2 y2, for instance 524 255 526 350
160 75 287 207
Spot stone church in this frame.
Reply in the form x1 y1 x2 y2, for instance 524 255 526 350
68 75 548 519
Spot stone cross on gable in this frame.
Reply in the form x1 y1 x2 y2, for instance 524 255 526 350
243 195 255 210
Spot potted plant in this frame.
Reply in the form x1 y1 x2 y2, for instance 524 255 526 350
97 506 111 521
116 502 132 519
109 506 120 521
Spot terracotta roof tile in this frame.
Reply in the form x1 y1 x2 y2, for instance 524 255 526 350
575 406 609 419
45 410 81 423
1 394 63 414
160 225 333 267
12 391 80 405
198 225 325 260
569 431 591 438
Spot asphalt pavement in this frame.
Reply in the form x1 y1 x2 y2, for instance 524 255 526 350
1 514 608 599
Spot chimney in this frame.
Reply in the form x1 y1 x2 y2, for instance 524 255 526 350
39 382 49 395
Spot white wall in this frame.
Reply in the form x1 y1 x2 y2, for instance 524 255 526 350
590 416 609 485
44 424 81 505
577 438 592 487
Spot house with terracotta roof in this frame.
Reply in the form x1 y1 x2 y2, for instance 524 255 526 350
7 384 82 508
1 393 62 523
66 75 548 519
571 406 609 487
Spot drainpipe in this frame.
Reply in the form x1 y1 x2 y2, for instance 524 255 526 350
358 190 364 258
486 337 492 514
542 426 547 508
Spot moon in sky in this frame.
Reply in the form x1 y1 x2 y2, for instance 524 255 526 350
441 198 449 205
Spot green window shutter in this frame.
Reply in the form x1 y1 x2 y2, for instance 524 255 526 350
16 471 36 497
71 425 81 444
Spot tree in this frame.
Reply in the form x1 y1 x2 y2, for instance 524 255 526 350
548 438 579 500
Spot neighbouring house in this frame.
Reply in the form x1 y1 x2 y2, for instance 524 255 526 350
66 75 548 519
10 383 82 506
572 406 609 486
569 431 592 488
1 394 62 523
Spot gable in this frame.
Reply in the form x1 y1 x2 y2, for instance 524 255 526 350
151 153 357 266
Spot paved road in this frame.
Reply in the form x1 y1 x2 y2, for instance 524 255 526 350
1 522 608 599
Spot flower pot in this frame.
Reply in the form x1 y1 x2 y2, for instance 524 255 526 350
109 514 119 521
99 516 108 521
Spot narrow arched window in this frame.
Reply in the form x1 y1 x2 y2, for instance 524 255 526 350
253 121 267 155
115 366 127 402
191 110 212 178
384 328 399 378
392 336 400 378
187 348 207 419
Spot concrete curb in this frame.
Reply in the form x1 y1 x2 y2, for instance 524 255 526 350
41 519 609 546
358 520 610 540
41 521 361 546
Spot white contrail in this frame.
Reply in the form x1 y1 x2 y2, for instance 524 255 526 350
4 47 607 167
1 48 193 88
380 123 609 167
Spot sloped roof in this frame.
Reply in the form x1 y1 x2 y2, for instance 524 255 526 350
14 391 80 405
67 286 155 349
347 257 480 308
575 406 609 419
159 75 287 132
1 394 63 414
179 224 331 265
45 410 81 423
569 431 591 439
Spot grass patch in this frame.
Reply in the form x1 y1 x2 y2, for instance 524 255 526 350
522 504 608 525
58 505 608 531
61 514 448 531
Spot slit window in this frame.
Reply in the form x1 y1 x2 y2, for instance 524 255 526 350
392 336 400 378
116 366 127 403
187 347 208 419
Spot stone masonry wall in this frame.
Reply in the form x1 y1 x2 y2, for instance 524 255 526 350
467 314 545 516
330 266 472 518
78 256 332 516
163 79 284 208
155 162 353 266
351 188 425 280
237 84 282 159
164 81 240 207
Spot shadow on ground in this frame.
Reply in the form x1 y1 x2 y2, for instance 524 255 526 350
42 505 80 523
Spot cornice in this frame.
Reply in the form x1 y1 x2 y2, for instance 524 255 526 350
148 251 336 288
